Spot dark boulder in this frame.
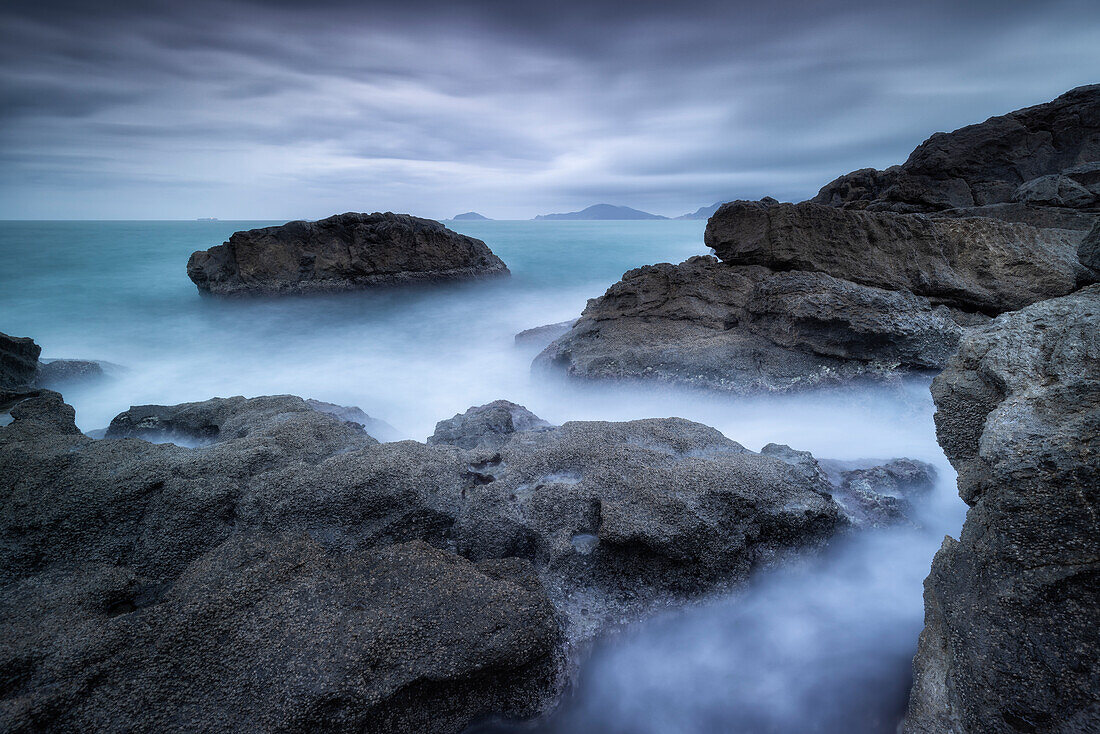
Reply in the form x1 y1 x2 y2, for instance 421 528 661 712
0 331 41 395
428 400 551 450
35 359 109 389
904 285 1100 733
535 256 977 393
186 212 509 296
814 84 1100 213
705 200 1089 314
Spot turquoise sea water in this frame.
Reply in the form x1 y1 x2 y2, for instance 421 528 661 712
0 219 964 733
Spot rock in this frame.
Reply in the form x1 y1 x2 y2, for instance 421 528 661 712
0 331 40 391
904 285 1100 733
514 320 578 348
2 535 562 734
928 202 1097 233
761 444 936 528
304 398 400 442
35 359 108 388
1 392 856 731
535 256 976 393
1013 174 1096 208
428 400 551 450
186 212 509 296
105 395 384 446
705 200 1087 314
814 84 1100 213
1080 220 1100 276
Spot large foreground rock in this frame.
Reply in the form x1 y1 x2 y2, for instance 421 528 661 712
1 388 932 731
814 85 1100 214
536 256 978 392
705 200 1091 314
186 212 509 296
904 286 1100 733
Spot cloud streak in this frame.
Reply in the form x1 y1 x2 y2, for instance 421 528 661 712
2 0 1099 219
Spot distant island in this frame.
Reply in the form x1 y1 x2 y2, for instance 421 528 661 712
196 217 219 221
451 212 491 221
675 202 725 220
533 204 667 221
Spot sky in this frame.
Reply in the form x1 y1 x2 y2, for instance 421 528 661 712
2 0 1099 220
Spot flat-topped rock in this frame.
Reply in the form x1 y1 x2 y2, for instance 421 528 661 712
705 200 1089 314
186 212 509 296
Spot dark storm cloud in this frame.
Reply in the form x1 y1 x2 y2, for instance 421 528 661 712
1 0 1099 218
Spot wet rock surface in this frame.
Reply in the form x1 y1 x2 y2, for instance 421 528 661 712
904 286 1100 733
535 255 977 393
0 391 928 732
186 212 509 296
0 331 41 407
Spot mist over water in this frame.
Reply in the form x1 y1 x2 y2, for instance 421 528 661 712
0 219 966 732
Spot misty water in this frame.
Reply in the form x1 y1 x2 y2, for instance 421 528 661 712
0 220 966 732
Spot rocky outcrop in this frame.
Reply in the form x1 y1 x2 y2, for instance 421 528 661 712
428 400 551 450
186 213 509 296
904 286 1100 733
514 320 578 349
814 85 1100 214
106 395 390 445
705 200 1090 314
536 255 978 392
0 331 41 406
2 389 931 731
35 359 110 389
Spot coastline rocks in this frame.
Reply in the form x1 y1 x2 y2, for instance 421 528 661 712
186 212 509 296
0 332 41 406
904 286 1100 732
35 359 110 389
1 392 860 731
705 200 1090 314
813 84 1100 214
536 256 975 392
428 400 551 450
514 320 578 349
106 395 386 446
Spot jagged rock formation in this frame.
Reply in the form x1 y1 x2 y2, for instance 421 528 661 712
904 286 1100 733
536 255 979 392
1 392 924 732
0 331 41 408
537 87 1099 393
814 85 1100 215
186 213 509 296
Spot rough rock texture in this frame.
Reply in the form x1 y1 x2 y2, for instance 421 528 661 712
304 398 400 442
705 200 1089 314
536 256 977 392
0 331 40 392
904 286 1100 733
428 400 551 450
106 395 387 445
814 85 1100 213
35 359 107 389
186 213 509 296
514 320 578 348
1080 220 1100 275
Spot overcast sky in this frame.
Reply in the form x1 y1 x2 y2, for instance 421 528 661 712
2 0 1099 220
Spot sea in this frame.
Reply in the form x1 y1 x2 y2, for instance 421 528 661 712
0 219 966 733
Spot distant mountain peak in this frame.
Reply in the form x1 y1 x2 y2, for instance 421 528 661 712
534 204 668 221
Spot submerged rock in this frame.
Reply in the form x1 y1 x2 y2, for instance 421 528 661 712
186 212 509 296
35 359 113 389
904 286 1100 733
536 256 976 392
514 320 578 349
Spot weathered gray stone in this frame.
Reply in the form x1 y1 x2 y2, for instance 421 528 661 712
536 256 976 393
904 285 1100 733
705 200 1088 314
428 400 551 450
187 212 508 296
